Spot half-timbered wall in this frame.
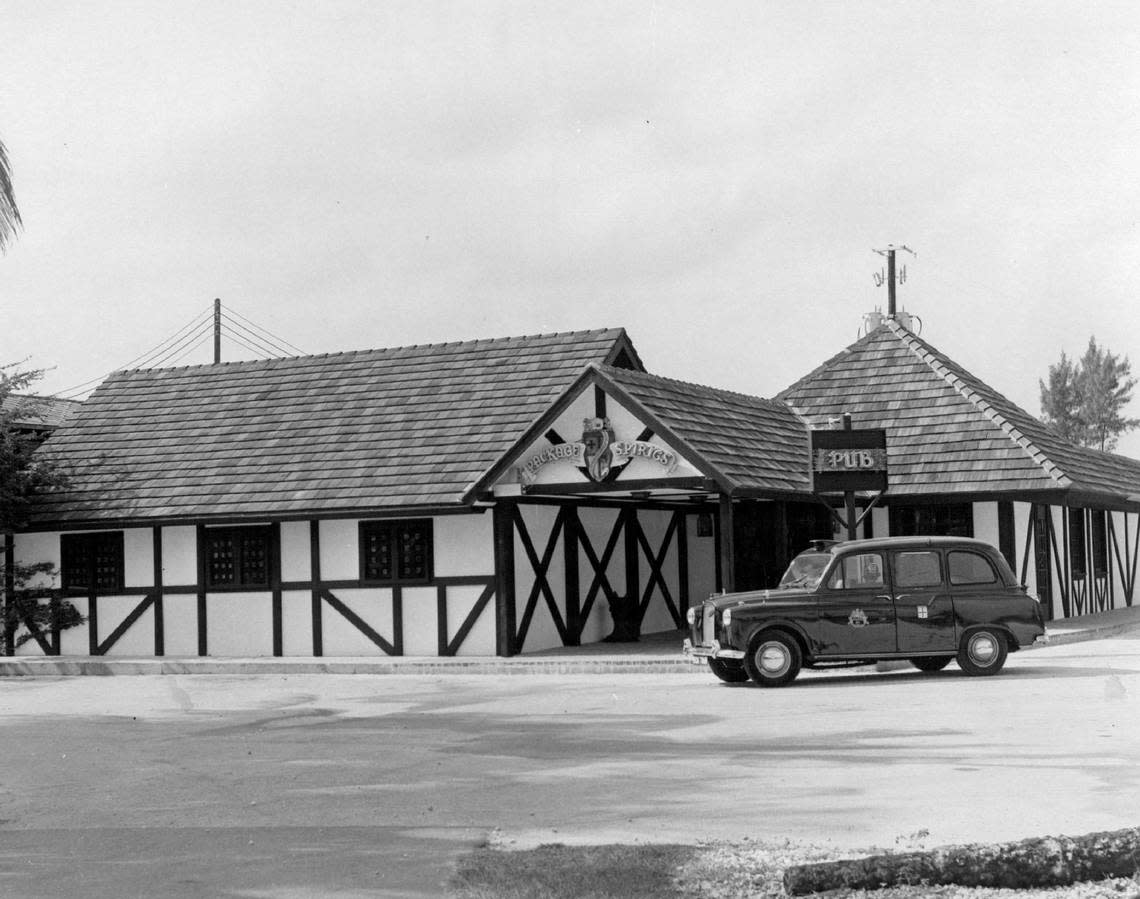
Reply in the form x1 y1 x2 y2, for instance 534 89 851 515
501 500 717 655
859 499 1139 621
10 513 498 657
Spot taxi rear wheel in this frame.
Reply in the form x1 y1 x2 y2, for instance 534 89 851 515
910 655 953 672
744 632 801 688
957 628 1008 676
707 658 750 683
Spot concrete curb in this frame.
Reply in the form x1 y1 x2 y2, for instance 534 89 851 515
0 655 703 677
1 619 1136 677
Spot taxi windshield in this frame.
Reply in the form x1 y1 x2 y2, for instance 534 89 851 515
779 552 831 589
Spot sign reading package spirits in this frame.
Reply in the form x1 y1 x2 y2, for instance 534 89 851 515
520 418 678 484
811 428 888 492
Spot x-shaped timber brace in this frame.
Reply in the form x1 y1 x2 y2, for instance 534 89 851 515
498 501 691 656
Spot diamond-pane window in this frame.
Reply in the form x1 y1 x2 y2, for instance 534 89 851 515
61 532 124 591
360 520 432 584
204 527 272 588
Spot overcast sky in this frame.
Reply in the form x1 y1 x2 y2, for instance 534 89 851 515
3 2 1140 454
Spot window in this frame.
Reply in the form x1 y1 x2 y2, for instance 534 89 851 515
204 526 271 588
1068 508 1087 579
61 532 124 591
826 553 884 590
1090 510 1108 577
360 520 433 584
890 503 973 538
893 551 942 588
948 551 998 586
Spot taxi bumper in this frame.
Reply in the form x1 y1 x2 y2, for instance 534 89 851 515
682 638 745 662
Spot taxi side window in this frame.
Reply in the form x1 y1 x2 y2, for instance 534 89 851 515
893 550 942 588
949 551 998 585
826 553 884 589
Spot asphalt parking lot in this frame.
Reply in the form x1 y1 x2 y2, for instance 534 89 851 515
1 633 1138 898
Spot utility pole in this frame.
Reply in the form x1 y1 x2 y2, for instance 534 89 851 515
842 413 858 541
213 298 221 364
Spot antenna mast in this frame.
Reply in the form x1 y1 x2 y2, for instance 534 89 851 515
213 298 222 363
872 245 915 317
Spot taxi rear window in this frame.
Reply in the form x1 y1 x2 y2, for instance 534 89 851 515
893 550 942 588
949 551 999 585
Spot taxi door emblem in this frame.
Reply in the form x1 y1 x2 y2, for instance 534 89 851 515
917 605 929 619
848 608 868 628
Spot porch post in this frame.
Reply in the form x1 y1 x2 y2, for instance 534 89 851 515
493 501 518 657
718 495 735 593
563 504 581 645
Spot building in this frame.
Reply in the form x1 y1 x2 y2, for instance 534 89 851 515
8 320 1140 657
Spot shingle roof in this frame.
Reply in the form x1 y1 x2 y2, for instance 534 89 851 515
595 366 812 495
2 394 83 430
779 320 1140 505
31 329 639 524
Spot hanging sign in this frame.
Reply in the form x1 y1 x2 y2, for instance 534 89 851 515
812 428 888 492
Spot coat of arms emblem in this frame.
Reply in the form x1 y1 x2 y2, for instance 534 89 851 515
581 417 615 482
848 608 869 628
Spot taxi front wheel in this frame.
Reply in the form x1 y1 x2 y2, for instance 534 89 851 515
744 632 802 687
708 658 750 683
957 628 1008 676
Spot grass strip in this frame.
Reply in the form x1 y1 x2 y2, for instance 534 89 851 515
449 843 699 899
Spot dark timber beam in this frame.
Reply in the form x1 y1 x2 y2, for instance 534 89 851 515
493 501 518 657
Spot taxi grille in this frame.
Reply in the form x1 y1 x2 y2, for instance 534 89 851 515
701 601 717 644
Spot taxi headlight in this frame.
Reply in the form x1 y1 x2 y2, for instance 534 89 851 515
686 607 696 625
722 608 732 626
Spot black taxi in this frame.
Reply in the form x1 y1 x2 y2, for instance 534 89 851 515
683 536 1046 687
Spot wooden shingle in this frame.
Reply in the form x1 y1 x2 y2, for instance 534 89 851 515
780 320 1140 505
32 329 640 524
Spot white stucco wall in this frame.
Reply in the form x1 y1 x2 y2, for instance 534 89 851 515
973 502 999 550
280 521 311 582
11 512 497 658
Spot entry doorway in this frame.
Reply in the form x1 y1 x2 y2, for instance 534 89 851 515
732 501 833 591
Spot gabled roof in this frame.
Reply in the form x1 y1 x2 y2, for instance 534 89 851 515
31 328 641 525
779 320 1140 506
2 394 83 430
467 364 812 499
595 366 811 495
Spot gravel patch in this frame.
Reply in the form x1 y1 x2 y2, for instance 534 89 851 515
673 839 1140 899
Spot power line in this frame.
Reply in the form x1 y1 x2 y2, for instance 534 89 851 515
144 319 215 369
124 305 215 369
222 331 276 359
52 298 307 399
52 304 215 398
219 312 294 357
165 332 213 367
225 304 306 355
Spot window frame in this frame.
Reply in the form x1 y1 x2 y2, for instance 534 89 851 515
202 525 274 590
60 531 125 593
891 549 945 589
825 551 886 591
358 519 434 585
947 550 999 587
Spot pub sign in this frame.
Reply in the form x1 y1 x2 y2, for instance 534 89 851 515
811 428 888 493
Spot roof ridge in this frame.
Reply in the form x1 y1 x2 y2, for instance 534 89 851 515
119 327 627 374
885 319 1071 487
595 362 788 409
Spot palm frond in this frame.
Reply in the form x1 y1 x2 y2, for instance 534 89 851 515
0 138 23 252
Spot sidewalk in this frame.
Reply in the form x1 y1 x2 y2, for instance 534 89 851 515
2 606 1138 677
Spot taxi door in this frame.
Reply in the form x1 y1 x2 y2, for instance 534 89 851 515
815 550 897 655
891 548 957 653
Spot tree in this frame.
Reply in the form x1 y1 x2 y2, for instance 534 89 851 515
0 138 21 252
1040 337 1139 452
1 366 84 652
